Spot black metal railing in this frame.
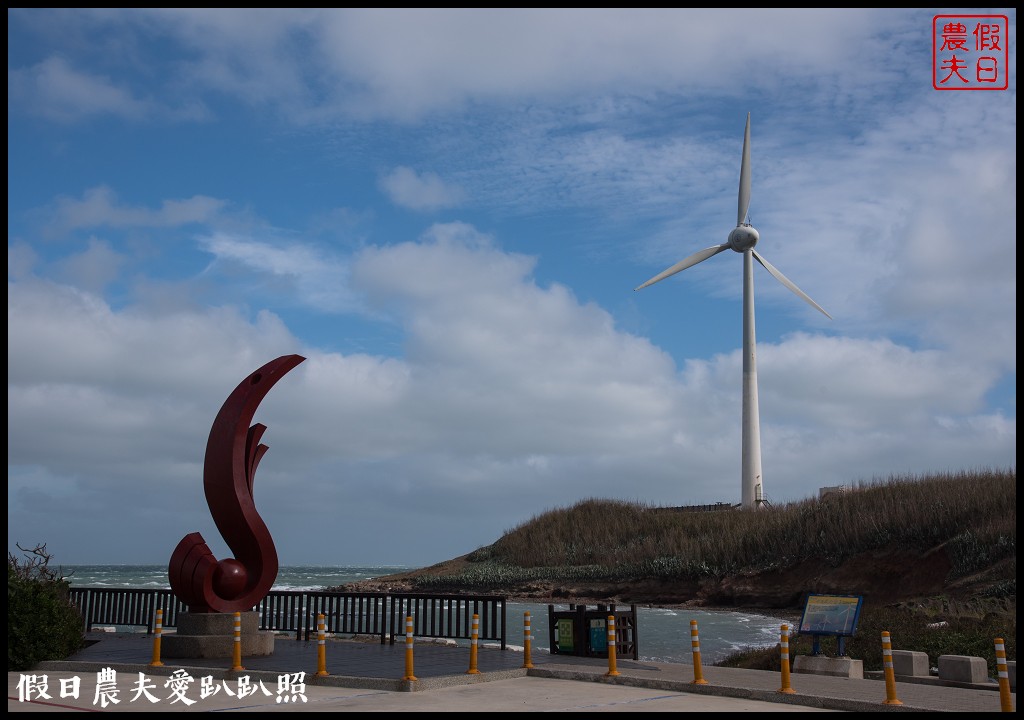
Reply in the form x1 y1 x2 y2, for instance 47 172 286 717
68 587 506 648
68 588 185 635
304 590 389 643
390 593 507 649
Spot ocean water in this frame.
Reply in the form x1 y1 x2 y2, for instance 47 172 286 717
65 564 398 592
65 565 789 665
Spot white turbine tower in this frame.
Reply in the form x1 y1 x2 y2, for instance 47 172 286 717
635 113 831 510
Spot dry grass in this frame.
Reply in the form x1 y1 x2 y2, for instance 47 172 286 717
429 468 1015 584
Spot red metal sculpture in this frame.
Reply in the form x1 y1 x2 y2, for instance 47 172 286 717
168 354 305 613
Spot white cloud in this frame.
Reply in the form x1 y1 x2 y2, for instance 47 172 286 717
7 56 152 123
7 229 1014 563
198 232 358 314
6 278 298 396
53 238 127 294
7 242 38 280
10 8 895 124
751 98 1017 373
313 8 886 120
46 186 227 235
379 166 465 211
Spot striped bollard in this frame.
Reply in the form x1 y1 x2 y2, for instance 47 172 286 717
230 611 244 671
315 613 329 677
149 608 164 667
402 616 417 681
522 612 535 669
466 613 481 674
881 631 902 705
605 615 620 676
690 619 708 684
995 637 1014 712
777 624 795 694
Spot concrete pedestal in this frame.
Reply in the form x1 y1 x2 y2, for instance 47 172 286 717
792 655 864 679
891 649 930 678
161 611 275 659
937 654 988 684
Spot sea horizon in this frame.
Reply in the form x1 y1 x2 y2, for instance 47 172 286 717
63 564 789 665
64 563 414 592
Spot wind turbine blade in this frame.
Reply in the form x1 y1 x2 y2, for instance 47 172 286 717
737 112 751 226
634 244 730 291
752 249 832 319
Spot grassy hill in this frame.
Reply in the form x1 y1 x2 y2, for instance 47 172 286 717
345 468 1015 672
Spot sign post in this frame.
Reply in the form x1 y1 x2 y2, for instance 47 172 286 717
798 594 863 657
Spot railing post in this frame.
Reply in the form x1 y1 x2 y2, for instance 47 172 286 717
230 611 244 671
308 592 317 642
149 608 164 667
995 637 1014 712
466 613 481 674
390 596 401 645
501 598 507 650
605 615 620 676
522 611 534 669
690 619 708 684
778 624 795 694
881 631 902 705
402 616 417 681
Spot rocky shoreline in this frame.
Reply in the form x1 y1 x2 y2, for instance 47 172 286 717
340 545 1013 622
342 572 806 624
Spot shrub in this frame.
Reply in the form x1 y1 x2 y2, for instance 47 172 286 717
8 544 85 671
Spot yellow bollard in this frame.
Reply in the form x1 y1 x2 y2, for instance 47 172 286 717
690 619 708 684
315 613 329 677
605 615 620 676
995 637 1014 712
778 624 795 694
231 611 244 671
522 612 535 669
466 613 481 674
402 616 417 681
149 608 164 667
881 631 902 705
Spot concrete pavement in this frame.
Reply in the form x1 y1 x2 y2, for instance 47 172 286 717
8 631 1015 712
9 670 836 713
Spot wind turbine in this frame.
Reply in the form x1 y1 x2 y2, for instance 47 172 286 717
635 113 831 510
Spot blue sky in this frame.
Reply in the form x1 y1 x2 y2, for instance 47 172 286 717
8 9 1016 567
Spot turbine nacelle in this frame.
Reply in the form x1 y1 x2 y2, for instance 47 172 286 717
728 224 759 253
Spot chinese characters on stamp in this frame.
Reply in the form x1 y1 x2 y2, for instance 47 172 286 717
933 15 1009 90
16 669 309 706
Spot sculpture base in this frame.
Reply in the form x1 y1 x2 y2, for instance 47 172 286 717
161 611 275 659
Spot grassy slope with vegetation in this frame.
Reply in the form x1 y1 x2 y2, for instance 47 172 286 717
347 469 1015 674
